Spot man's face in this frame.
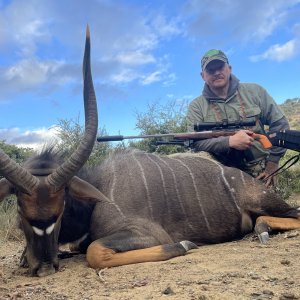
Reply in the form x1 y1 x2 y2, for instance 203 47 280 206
201 60 231 89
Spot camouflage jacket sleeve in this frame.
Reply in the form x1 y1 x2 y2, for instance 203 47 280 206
192 136 231 153
258 85 285 125
187 97 203 132
256 85 290 163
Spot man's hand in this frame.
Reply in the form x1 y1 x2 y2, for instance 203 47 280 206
229 130 254 150
256 161 279 187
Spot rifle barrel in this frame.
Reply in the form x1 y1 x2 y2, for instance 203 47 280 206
97 131 238 142
97 133 175 142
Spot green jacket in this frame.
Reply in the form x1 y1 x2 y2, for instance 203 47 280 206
187 74 289 167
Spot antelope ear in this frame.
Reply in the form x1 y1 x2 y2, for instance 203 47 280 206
68 176 108 203
0 178 15 202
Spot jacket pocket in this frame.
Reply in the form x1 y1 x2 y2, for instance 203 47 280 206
242 106 261 119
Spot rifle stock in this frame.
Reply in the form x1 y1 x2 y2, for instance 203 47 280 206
252 133 273 149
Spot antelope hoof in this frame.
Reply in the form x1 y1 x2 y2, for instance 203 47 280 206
36 263 56 277
258 232 269 244
255 222 270 244
179 240 198 252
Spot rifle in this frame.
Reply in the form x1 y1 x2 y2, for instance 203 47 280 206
97 131 272 149
97 117 300 152
97 119 273 149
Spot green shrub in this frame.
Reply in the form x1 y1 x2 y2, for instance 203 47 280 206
54 117 111 166
130 99 189 155
277 150 300 199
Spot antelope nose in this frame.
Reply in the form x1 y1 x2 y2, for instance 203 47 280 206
36 263 56 277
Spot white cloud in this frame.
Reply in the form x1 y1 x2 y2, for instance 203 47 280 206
0 58 75 100
0 0 298 100
141 71 162 85
4 59 64 86
0 0 183 97
0 126 59 150
162 73 177 87
250 40 297 62
115 52 155 65
15 20 50 57
0 1 52 55
110 60 177 86
111 69 140 84
151 14 182 38
182 0 299 44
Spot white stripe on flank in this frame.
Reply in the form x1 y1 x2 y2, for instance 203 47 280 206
216 164 240 211
108 158 125 218
161 156 198 232
199 157 240 210
240 170 246 186
174 158 211 232
146 154 170 213
132 152 154 219
32 226 44 236
109 158 116 202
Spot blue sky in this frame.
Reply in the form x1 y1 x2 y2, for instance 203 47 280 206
0 0 299 148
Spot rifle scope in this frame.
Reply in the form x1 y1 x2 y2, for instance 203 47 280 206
194 118 256 132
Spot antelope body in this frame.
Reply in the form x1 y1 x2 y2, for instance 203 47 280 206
1 28 300 277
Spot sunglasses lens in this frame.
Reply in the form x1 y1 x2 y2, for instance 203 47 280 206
206 61 225 74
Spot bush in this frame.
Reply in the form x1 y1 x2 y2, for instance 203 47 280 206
130 99 189 155
277 150 300 199
0 141 34 164
0 196 23 241
54 117 112 166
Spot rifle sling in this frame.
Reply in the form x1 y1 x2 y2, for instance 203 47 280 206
264 153 300 180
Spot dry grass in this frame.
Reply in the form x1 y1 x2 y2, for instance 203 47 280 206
0 197 23 242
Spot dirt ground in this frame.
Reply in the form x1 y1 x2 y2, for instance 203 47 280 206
1 196 300 300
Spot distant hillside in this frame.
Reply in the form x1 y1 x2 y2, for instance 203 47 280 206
280 98 300 130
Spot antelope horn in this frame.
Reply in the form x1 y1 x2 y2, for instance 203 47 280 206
47 25 98 190
0 151 38 194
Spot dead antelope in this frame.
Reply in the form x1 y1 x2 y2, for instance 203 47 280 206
1 28 300 277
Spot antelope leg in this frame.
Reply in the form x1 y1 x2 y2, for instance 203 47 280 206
86 232 197 269
255 216 300 244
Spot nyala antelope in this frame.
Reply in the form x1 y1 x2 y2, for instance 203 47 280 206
1 27 300 277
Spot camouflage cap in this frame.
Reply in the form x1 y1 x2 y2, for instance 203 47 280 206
201 49 229 70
